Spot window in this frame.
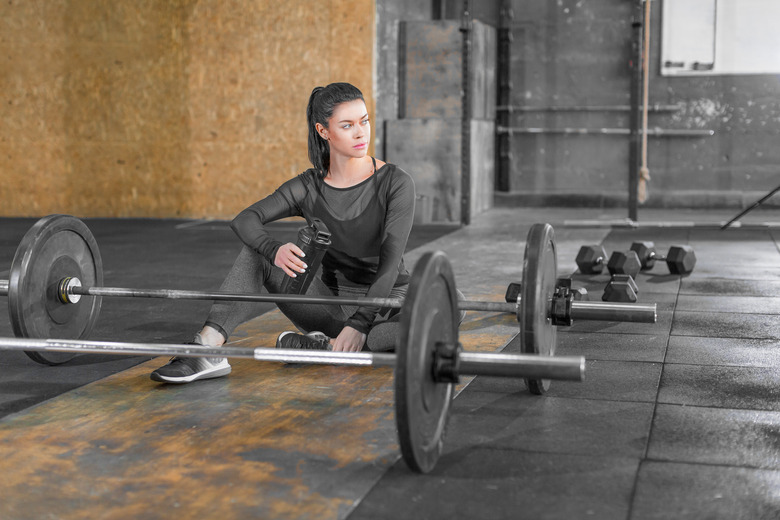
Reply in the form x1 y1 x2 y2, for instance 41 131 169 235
661 0 780 75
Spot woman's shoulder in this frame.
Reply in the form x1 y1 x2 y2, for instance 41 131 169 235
375 161 414 206
272 169 321 205
376 161 413 186
297 168 321 184
278 168 318 190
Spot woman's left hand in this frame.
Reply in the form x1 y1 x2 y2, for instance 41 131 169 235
331 326 367 352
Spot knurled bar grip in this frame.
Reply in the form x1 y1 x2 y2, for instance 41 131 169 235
0 336 585 381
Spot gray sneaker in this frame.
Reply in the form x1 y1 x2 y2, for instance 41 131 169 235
276 331 331 350
150 334 231 384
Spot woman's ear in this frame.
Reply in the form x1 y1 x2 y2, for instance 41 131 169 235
315 122 328 141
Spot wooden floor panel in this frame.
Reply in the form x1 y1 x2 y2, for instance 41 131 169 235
0 306 515 519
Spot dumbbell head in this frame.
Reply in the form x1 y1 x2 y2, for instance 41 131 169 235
611 274 638 294
630 241 657 270
607 250 641 279
576 245 608 274
602 275 638 303
666 245 697 275
572 287 588 301
505 282 521 303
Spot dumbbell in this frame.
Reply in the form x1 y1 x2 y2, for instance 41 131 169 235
629 242 697 274
505 279 588 304
575 245 642 279
603 274 639 303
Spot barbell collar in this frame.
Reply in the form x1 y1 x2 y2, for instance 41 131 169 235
0 279 7 296
0 336 584 381
570 301 656 323
459 351 584 381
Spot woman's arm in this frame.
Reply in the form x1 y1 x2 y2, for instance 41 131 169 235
230 176 307 261
340 169 416 338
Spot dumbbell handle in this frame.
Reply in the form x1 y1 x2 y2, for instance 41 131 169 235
646 251 667 261
591 256 605 266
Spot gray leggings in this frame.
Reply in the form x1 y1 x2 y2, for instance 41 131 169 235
205 246 406 351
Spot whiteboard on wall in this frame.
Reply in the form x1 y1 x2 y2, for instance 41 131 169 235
661 0 780 75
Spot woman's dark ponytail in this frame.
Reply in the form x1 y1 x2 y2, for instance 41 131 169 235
306 83 365 178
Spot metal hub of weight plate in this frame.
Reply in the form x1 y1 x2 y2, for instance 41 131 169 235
520 223 558 395
8 214 103 365
395 250 458 473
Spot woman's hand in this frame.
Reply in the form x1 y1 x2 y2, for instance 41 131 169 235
274 242 308 278
331 326 367 352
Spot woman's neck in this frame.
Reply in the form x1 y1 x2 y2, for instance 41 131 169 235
325 155 374 188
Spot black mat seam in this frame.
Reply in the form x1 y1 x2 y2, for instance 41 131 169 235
451 393 660 406
662 361 780 369
558 330 669 337
672 309 780 315
661 360 780 368
641 457 780 473
672 334 780 341
652 401 780 414
771 232 780 254
439 444 642 461
622 226 689 520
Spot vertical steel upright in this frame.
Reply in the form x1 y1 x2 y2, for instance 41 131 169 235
496 0 514 192
460 0 474 226
628 0 645 221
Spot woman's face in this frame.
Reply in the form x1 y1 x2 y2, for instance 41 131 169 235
318 99 370 161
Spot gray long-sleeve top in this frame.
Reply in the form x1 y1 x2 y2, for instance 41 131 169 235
230 162 415 334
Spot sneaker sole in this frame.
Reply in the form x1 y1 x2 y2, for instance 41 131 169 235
150 362 232 384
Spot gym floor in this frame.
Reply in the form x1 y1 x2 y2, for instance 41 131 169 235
1 206 779 519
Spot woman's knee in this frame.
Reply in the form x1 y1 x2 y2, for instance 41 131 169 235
222 246 281 291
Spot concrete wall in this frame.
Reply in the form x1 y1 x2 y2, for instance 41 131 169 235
385 19 496 223
374 0 435 157
502 0 780 208
386 118 494 223
400 20 496 120
1 1 375 218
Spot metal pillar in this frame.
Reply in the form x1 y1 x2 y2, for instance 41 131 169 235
628 0 645 222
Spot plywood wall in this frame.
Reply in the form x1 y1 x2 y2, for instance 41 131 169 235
0 0 375 218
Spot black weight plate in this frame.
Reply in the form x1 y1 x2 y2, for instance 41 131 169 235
8 215 103 365
395 251 458 474
520 223 557 395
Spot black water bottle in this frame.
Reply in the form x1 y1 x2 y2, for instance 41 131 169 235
280 218 331 294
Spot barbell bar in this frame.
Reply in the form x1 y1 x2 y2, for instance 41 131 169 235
0 337 585 382
4 278 655 324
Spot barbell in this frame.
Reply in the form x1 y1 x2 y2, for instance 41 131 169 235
0 216 655 375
